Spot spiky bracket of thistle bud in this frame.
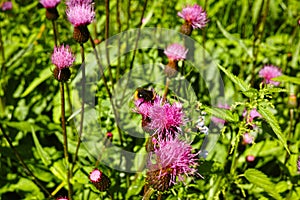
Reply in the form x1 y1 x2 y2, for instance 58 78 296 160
89 169 111 192
40 0 60 20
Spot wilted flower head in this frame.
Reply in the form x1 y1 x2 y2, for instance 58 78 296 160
66 3 95 27
66 0 93 7
243 108 262 123
1 1 12 11
40 0 60 8
259 65 282 86
164 43 188 61
146 138 199 191
89 169 111 191
178 4 208 29
51 45 75 69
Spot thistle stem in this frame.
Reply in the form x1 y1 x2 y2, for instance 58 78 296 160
72 44 85 169
90 36 124 146
60 82 73 200
162 77 170 103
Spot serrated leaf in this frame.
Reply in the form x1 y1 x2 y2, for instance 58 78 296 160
20 67 52 97
217 64 250 92
203 105 238 122
31 126 52 166
242 88 259 98
244 168 282 200
258 105 290 154
272 75 300 85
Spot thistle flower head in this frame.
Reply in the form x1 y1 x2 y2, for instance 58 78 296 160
178 4 208 29
40 0 60 8
164 43 188 61
56 197 68 200
51 45 75 69
259 65 282 86
89 169 111 191
66 0 93 7
146 138 199 191
66 3 95 27
2 1 12 11
147 101 185 136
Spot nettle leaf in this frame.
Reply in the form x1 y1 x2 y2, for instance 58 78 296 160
203 105 239 122
272 75 300 85
258 105 290 154
244 169 282 200
217 64 250 92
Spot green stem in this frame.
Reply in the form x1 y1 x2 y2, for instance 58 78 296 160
162 77 170 103
72 44 85 170
90 36 124 146
105 0 114 90
60 82 72 200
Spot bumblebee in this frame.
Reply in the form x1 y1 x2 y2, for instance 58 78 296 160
134 88 156 106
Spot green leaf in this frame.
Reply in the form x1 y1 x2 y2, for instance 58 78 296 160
244 168 282 200
217 64 250 92
31 126 52 166
258 105 290 154
3 121 41 132
20 67 52 97
216 20 253 58
272 75 300 85
203 105 238 122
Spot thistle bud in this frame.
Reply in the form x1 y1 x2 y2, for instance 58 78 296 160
89 169 111 191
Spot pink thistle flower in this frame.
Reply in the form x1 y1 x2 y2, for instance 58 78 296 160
51 45 75 69
246 155 255 162
164 43 188 61
1 1 12 11
40 0 60 9
89 169 111 191
242 133 254 145
148 101 185 137
146 138 199 191
243 108 262 123
66 4 95 27
178 4 208 29
66 0 93 7
56 197 68 200
259 65 282 86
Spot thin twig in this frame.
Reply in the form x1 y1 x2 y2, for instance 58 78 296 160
105 0 114 89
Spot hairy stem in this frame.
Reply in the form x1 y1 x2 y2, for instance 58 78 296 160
60 82 73 200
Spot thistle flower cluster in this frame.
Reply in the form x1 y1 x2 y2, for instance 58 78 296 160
134 90 201 192
1 1 12 11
